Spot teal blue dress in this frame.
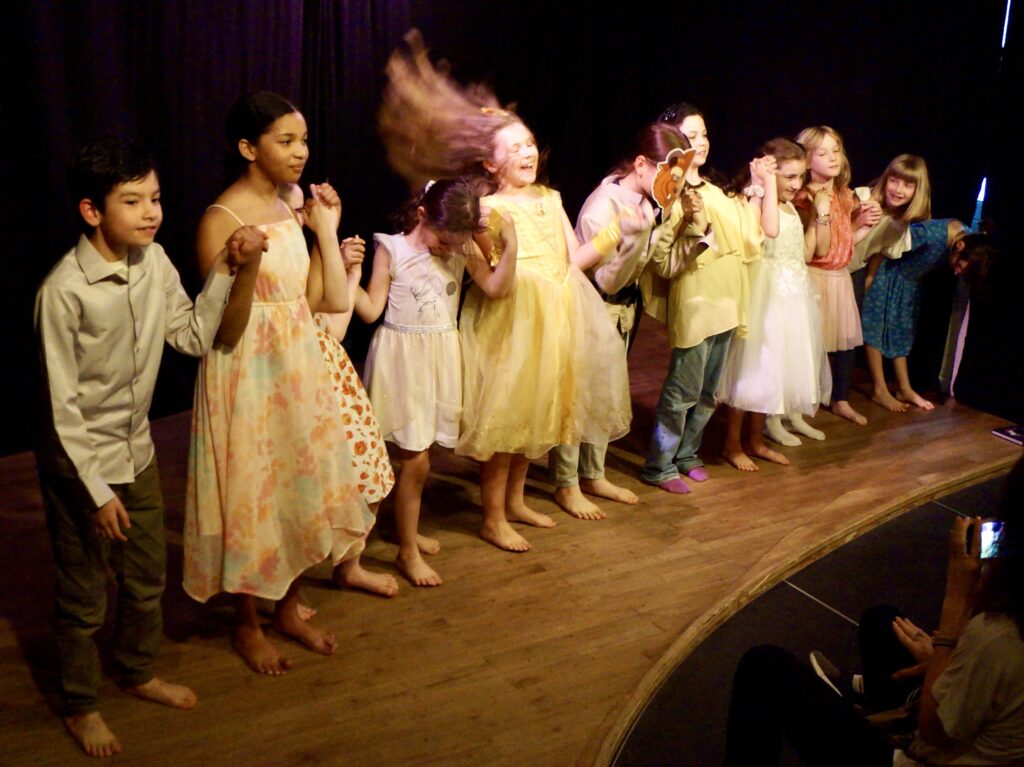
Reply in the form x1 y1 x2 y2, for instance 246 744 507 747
861 219 965 357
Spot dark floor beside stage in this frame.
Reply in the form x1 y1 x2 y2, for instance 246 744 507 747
615 475 1009 767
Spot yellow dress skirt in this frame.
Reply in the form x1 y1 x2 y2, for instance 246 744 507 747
456 187 631 461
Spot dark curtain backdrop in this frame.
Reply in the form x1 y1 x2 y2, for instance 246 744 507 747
4 0 1019 455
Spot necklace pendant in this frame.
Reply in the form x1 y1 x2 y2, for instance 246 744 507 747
536 200 546 216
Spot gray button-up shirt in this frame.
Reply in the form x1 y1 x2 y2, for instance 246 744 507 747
35 235 233 508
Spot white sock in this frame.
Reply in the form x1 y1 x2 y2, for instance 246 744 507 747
788 413 825 441
765 415 801 446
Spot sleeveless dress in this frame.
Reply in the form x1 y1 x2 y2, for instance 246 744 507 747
456 187 631 461
184 206 372 602
717 203 832 414
861 219 962 358
363 233 465 452
796 188 862 352
313 314 395 504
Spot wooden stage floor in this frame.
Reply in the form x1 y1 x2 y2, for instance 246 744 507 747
0 322 1018 766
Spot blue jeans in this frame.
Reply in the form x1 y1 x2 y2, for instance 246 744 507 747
642 329 733 483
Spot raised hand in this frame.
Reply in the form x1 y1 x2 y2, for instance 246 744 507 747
854 199 883 229
341 235 366 269
813 187 833 219
939 516 983 630
682 189 708 233
305 182 343 235
749 156 777 187
225 225 269 271
890 615 933 680
619 203 654 236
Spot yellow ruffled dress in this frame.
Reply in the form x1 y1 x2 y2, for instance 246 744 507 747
456 187 631 461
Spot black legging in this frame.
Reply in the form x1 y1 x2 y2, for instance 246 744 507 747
725 644 894 766
830 348 857 402
725 604 921 766
859 605 921 712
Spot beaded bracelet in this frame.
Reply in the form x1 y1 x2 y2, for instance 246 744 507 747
932 636 958 649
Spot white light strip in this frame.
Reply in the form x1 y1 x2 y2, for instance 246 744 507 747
1003 0 1012 48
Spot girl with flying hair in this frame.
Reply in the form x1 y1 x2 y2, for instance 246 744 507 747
379 32 637 551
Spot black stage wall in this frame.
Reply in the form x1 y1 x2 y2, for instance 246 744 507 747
3 0 1020 456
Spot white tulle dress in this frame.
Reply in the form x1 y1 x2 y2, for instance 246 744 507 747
717 203 832 415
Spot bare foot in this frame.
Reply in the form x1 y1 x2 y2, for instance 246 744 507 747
871 387 908 412
65 711 122 758
123 677 197 709
724 447 759 471
748 443 790 466
231 624 291 675
334 561 400 597
554 485 606 520
580 477 639 505
397 550 443 586
765 415 801 446
480 519 531 552
416 533 441 555
272 606 338 656
260 598 316 620
507 501 556 528
897 388 935 411
831 400 868 426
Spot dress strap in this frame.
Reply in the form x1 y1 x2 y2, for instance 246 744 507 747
206 203 246 226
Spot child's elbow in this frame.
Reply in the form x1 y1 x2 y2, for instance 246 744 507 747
485 282 514 300
322 295 351 314
594 271 619 296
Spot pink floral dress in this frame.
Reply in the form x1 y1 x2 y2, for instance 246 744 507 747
184 210 373 602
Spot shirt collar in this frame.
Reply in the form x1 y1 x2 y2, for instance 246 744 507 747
75 235 147 284
601 175 645 207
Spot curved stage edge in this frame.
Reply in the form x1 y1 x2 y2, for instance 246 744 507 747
589 452 1016 767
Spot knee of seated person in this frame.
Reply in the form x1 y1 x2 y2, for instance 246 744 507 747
735 644 794 682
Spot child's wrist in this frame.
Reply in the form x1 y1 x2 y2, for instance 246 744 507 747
592 220 623 258
214 251 236 276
